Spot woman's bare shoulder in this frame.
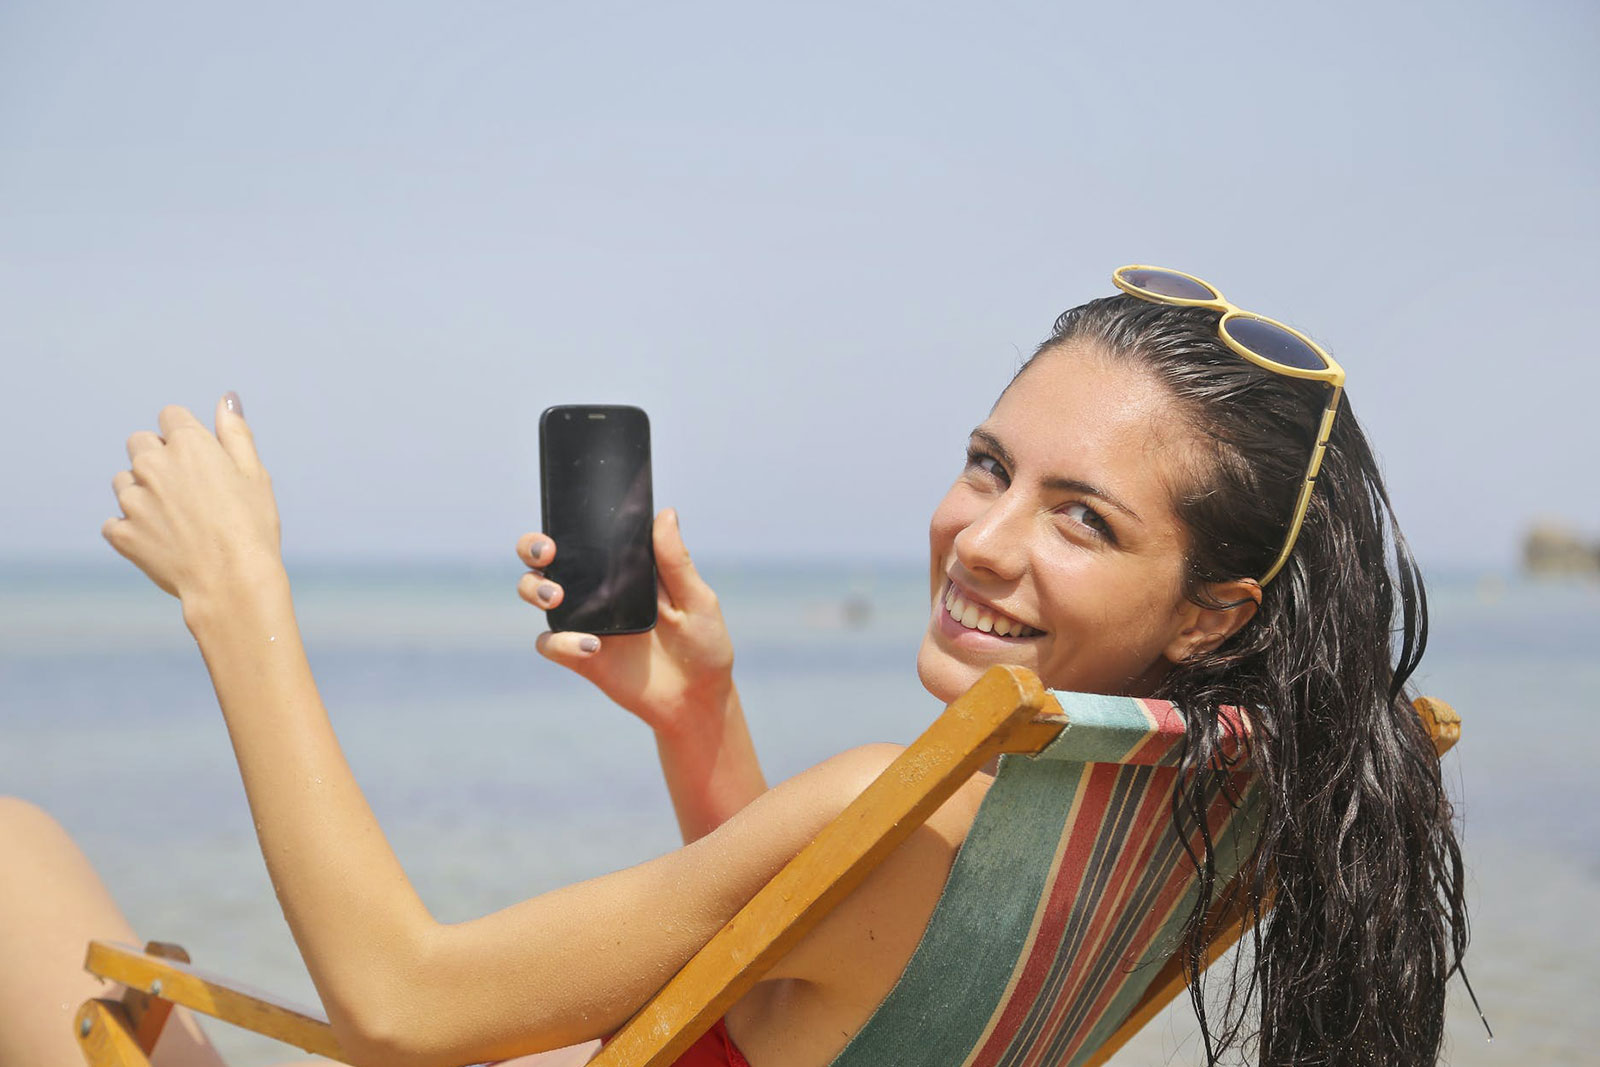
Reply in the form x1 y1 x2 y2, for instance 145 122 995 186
773 745 990 980
727 748 994 1063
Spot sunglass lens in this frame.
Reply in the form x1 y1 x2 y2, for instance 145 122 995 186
1225 316 1328 371
1119 268 1218 301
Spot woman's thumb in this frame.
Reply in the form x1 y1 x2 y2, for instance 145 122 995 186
654 508 714 612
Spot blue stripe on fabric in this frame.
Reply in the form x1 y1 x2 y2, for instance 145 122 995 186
1035 692 1173 766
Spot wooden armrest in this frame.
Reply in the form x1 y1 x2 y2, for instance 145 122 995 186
1413 696 1460 756
82 940 347 1061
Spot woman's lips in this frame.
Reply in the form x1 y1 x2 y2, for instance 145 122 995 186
937 580 1043 640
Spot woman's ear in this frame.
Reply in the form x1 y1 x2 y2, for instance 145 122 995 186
1163 579 1262 663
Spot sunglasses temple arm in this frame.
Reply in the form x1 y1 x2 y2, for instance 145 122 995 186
1258 386 1344 586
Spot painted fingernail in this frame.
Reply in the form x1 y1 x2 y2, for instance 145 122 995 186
530 538 550 559
223 391 244 416
537 582 557 604
579 636 600 653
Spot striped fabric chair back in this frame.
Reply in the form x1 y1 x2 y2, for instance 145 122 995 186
828 690 1260 1067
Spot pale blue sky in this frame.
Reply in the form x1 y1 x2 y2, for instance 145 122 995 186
2 1 1595 567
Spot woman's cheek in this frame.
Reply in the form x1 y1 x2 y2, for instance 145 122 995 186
928 484 980 559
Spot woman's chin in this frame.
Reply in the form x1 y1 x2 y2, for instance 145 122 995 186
916 637 986 705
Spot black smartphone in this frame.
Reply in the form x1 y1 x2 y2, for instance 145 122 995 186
538 404 657 635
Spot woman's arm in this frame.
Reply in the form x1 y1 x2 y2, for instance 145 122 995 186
101 401 919 1066
524 513 767 841
104 400 430 1052
651 681 766 842
190 561 882 1064
190 562 890 1064
180 563 436 1052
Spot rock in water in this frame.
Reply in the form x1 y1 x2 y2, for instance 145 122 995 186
1522 520 1600 576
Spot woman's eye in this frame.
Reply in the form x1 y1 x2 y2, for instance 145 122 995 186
965 450 1009 484
1062 501 1111 538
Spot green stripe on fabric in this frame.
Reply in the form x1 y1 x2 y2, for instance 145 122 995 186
1035 692 1164 765
826 753 1087 1067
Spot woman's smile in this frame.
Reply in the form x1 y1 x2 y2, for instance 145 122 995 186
934 578 1044 640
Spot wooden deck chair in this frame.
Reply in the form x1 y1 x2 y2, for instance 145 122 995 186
76 665 1461 1067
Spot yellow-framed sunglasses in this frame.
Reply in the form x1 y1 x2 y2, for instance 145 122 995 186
1111 265 1346 586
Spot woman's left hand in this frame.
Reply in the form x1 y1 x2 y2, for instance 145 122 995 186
102 394 282 604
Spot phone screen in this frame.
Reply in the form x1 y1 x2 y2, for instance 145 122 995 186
539 405 657 635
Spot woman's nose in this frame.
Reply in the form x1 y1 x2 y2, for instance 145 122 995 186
953 494 1028 581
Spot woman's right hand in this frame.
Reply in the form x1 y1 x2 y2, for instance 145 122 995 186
520 509 735 735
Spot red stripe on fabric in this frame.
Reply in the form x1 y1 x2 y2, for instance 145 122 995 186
1013 766 1180 1067
1124 700 1254 768
965 763 1121 1067
1055 778 1246 1065
1126 698 1185 766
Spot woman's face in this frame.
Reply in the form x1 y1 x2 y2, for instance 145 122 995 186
916 342 1208 703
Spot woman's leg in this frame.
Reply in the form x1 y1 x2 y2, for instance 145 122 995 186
0 796 226 1067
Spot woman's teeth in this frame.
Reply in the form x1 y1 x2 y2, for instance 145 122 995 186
942 584 1040 638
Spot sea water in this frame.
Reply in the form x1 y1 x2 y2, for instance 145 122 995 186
2 561 1596 1065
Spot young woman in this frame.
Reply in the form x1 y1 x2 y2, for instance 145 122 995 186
0 268 1468 1067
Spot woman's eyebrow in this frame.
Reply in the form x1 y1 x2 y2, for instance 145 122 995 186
969 427 1144 524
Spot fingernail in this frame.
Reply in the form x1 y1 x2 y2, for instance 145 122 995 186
530 538 550 559
223 391 244 416
537 582 557 604
579 635 600 653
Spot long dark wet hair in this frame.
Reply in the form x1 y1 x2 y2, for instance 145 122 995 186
1026 295 1468 1066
